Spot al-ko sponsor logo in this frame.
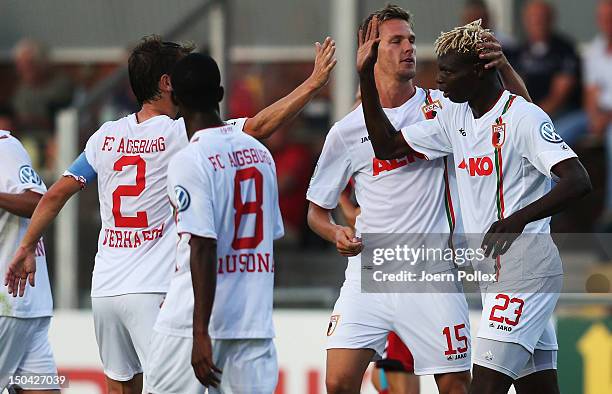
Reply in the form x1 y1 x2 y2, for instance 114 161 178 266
458 156 493 177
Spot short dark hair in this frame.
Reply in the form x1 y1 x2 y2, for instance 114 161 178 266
171 53 223 113
128 35 194 105
360 3 413 37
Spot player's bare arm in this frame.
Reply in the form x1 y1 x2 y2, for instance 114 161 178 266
482 158 591 258
190 235 222 388
4 176 81 296
307 202 362 257
337 191 360 229
357 17 416 160
242 37 337 139
478 32 532 103
0 190 42 218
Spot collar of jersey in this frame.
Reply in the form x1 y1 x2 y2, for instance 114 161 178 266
473 90 510 121
190 124 235 142
129 113 171 126
0 130 10 138
381 86 422 112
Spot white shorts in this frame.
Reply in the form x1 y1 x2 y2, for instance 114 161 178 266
476 274 562 354
0 316 58 390
146 332 278 394
91 293 164 381
473 338 557 379
326 275 471 376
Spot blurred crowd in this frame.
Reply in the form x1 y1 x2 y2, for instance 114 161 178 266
1 0 612 244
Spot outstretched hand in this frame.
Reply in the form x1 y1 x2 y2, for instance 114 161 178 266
4 245 37 297
309 37 337 90
357 16 381 76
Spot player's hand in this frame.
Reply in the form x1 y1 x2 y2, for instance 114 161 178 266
335 226 362 257
481 214 527 259
192 331 222 388
4 245 37 297
477 32 509 70
308 37 337 90
356 16 381 76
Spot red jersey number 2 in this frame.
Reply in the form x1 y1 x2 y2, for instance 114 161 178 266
112 155 149 228
232 167 264 249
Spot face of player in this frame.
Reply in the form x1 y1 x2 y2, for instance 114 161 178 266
375 19 416 82
436 52 478 103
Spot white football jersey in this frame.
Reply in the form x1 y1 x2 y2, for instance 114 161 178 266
0 130 52 318
155 122 284 339
307 88 461 281
83 114 188 297
401 90 577 280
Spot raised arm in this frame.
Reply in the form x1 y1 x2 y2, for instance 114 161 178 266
0 190 42 218
478 32 532 103
242 37 337 139
190 235 222 388
5 176 81 296
357 17 416 160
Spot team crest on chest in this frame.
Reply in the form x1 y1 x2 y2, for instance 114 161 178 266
421 100 442 119
327 315 340 336
491 123 506 148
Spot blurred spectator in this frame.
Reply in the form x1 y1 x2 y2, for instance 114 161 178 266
0 105 16 132
461 0 517 52
586 0 612 223
514 1 583 145
99 77 139 123
12 38 74 133
265 125 312 243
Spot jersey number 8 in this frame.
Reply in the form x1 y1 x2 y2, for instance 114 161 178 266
232 167 264 250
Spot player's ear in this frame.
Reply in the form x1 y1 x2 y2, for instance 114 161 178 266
216 86 224 103
160 74 172 92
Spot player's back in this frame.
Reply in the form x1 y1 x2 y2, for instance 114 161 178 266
83 114 188 296
159 123 284 339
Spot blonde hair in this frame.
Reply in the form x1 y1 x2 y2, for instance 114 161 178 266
434 19 490 57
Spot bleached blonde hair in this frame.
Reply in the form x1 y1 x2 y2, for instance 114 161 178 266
434 19 490 57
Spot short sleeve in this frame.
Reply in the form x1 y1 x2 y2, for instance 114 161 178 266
514 104 578 177
225 118 248 132
401 116 452 160
167 150 217 239
306 127 353 209
63 151 97 188
0 138 46 195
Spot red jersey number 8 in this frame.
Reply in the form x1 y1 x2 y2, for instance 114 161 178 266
232 167 264 249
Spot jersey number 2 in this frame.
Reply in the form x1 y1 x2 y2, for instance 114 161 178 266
112 155 148 228
232 167 263 249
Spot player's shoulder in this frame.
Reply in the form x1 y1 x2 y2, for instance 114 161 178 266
0 130 27 155
167 143 198 177
508 95 549 123
232 127 274 159
330 105 364 141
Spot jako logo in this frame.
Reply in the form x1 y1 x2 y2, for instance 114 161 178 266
458 157 493 176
